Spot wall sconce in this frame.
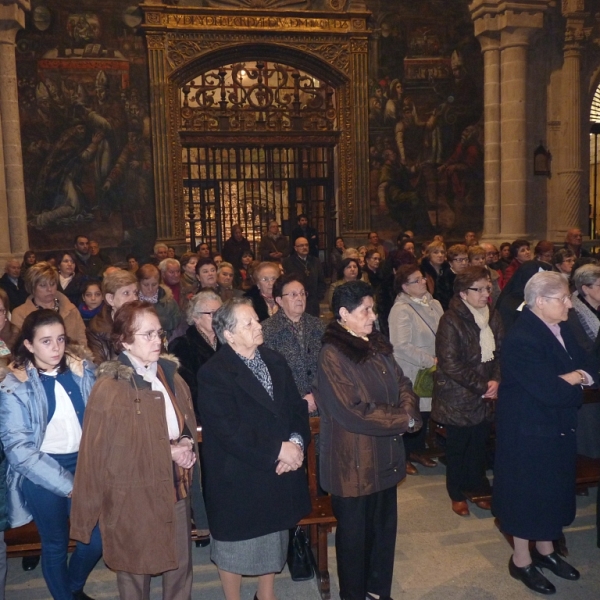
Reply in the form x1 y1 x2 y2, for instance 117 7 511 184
534 141 551 176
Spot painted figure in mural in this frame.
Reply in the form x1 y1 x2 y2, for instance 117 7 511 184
378 19 407 82
102 124 153 241
384 79 403 125
29 123 103 229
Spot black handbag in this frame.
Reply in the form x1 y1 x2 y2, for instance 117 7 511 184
287 526 314 581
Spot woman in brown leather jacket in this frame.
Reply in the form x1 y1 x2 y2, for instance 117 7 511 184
431 266 503 517
314 280 421 600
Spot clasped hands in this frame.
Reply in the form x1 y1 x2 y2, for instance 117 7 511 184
171 437 196 469
276 441 303 475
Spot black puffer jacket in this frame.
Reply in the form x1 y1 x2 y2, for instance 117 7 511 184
431 295 503 427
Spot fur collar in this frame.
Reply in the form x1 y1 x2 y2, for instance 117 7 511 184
322 320 393 364
96 353 180 382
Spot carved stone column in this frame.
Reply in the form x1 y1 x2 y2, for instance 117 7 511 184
478 32 501 237
0 1 30 260
555 2 588 238
471 0 553 242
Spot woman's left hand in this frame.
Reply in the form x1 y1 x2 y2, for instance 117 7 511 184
171 438 196 469
483 380 499 399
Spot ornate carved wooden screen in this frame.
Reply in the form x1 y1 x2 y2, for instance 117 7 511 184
179 60 336 255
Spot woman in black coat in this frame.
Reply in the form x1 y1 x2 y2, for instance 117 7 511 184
493 271 597 595
197 298 310 600
169 290 222 423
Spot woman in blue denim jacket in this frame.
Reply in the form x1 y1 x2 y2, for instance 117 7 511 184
0 310 101 600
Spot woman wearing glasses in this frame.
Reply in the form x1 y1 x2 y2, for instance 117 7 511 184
262 274 326 416
434 244 469 311
243 262 280 321
432 266 503 516
170 290 223 422
389 264 443 474
493 272 594 595
70 301 207 600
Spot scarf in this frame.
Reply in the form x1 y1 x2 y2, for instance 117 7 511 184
139 291 159 304
39 368 86 426
461 299 495 363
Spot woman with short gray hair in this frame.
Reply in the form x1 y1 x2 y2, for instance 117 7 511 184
169 290 223 422
566 265 600 352
198 298 310 600
494 271 595 594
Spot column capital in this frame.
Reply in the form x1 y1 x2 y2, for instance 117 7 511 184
0 2 29 42
470 0 555 37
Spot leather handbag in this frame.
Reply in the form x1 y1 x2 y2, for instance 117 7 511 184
413 364 436 397
287 526 314 581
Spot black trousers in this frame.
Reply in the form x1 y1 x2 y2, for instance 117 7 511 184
445 421 492 502
331 486 397 600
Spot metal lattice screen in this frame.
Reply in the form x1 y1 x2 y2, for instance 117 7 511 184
182 145 334 258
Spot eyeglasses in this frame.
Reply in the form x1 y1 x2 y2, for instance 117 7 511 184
259 277 277 283
133 329 165 341
467 286 492 294
406 277 426 285
452 257 469 263
541 295 571 304
281 291 308 298
198 311 216 316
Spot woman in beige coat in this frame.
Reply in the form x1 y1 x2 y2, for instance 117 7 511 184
11 262 88 349
389 264 443 474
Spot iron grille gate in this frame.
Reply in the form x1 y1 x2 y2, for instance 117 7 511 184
182 145 335 261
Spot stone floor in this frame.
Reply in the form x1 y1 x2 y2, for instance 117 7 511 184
5 463 600 599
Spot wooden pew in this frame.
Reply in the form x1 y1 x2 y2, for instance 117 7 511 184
297 417 337 600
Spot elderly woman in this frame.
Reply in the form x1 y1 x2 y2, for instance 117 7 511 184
434 244 469 311
420 240 448 297
0 289 19 368
86 269 138 365
493 272 595 595
0 310 101 600
216 262 243 302
70 301 206 600
389 265 443 475
314 280 421 600
567 264 600 352
197 298 310 600
11 262 88 349
262 274 326 416
432 266 503 516
169 290 222 422
326 257 364 311
136 263 181 341
552 248 576 277
243 261 280 321
56 252 86 308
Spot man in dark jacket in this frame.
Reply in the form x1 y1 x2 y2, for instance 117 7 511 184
73 234 104 279
221 224 251 270
282 237 325 317
0 259 28 310
290 214 319 258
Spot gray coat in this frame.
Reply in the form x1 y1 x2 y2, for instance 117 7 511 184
388 292 443 411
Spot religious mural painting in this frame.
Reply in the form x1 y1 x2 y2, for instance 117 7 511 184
367 0 483 240
16 1 155 257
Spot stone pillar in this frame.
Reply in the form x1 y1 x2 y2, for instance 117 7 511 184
499 27 531 238
471 0 553 243
478 33 501 237
0 1 30 259
555 6 588 238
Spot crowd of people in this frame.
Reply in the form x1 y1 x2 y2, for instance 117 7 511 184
0 222 598 599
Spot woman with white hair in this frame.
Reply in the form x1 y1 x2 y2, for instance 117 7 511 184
169 290 222 422
493 271 596 595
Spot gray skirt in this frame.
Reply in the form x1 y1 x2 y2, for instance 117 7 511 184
210 530 288 576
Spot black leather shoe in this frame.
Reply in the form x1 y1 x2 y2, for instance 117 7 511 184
508 557 556 595
22 555 40 571
531 548 580 580
73 591 95 600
